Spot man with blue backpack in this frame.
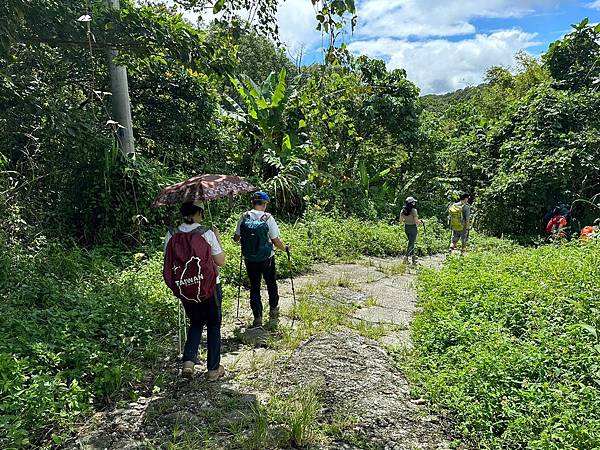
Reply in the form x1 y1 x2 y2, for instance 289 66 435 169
234 191 289 327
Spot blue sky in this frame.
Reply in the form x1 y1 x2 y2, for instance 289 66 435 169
273 0 600 94
177 0 600 94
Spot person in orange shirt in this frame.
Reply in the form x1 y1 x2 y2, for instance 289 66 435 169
580 218 600 239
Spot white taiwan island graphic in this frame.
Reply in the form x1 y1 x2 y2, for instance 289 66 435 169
174 256 204 302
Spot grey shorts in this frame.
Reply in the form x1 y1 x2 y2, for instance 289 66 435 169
451 229 469 244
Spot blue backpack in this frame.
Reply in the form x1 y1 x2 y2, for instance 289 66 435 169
240 213 273 262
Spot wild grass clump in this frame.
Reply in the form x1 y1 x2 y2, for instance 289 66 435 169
407 240 600 449
0 238 174 448
236 382 325 449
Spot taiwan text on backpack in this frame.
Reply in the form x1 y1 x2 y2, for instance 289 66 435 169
448 203 465 232
163 227 217 303
240 213 273 262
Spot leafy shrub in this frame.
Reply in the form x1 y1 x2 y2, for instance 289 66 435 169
0 238 174 448
1 213 449 448
476 85 600 236
408 240 600 449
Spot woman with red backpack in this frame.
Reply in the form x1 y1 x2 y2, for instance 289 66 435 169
163 201 226 381
545 205 571 240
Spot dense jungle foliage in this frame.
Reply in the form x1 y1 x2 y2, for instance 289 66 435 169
1 0 600 448
2 3 599 243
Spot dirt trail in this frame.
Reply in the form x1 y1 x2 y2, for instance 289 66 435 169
70 255 456 450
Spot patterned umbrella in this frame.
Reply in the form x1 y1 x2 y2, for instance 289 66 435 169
151 174 256 207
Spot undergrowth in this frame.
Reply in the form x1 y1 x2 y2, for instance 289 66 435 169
0 240 172 448
0 212 449 449
405 240 600 449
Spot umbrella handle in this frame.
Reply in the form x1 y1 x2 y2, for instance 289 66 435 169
206 202 214 226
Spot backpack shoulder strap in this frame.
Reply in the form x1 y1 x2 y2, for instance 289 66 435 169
169 227 180 236
192 225 210 235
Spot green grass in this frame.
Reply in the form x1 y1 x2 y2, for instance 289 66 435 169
234 382 354 449
267 383 324 447
404 239 600 449
271 281 394 350
0 241 173 448
376 261 408 276
0 212 450 449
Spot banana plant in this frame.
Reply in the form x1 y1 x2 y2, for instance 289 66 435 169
226 68 309 209
359 160 391 200
228 68 290 152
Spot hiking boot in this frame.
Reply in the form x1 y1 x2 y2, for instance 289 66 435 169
182 360 195 379
269 307 280 321
206 365 225 382
411 256 418 265
252 316 263 328
267 308 280 329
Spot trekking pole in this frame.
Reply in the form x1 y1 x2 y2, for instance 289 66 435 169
183 308 187 343
286 246 297 328
177 302 182 358
236 250 243 320
421 220 428 256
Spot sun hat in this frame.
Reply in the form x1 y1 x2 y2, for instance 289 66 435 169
405 196 417 203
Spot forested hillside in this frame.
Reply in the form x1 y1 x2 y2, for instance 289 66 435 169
1 1 600 448
2 4 599 242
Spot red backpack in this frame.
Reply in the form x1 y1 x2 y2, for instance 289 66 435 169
163 226 217 303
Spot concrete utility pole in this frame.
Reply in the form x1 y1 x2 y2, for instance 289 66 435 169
106 0 135 156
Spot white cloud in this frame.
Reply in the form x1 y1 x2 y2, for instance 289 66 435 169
159 0 549 94
161 0 320 59
277 0 321 55
590 0 600 8
349 29 539 94
356 0 558 38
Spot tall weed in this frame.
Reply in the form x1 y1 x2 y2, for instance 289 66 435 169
0 242 173 448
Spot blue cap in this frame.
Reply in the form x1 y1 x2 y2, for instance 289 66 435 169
252 191 270 202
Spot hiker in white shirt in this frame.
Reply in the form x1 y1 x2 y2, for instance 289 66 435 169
164 201 225 381
234 191 288 327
